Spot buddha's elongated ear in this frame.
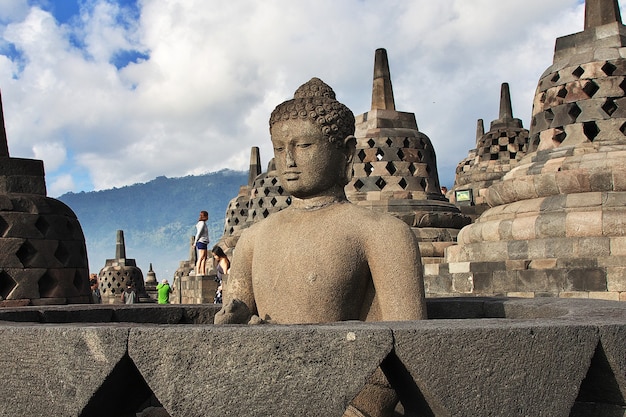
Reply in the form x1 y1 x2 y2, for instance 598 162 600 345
343 135 357 163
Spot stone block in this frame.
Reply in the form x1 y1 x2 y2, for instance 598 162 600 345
533 173 560 197
609 236 626 256
0 326 131 416
588 170 614 192
505 260 530 270
607 267 626 292
559 291 589 299
535 212 566 238
518 270 550 292
492 270 519 293
423 263 439 276
448 262 470 274
129 323 393 417
511 215 538 240
588 291 620 301
612 168 626 191
603 210 626 237
470 261 506 273
576 237 611 257
529 258 558 269
556 169 592 194
390 320 598 416
508 240 529 260
565 210 603 237
472 272 493 293
424 273 452 294
451 273 473 293
506 291 535 298
566 268 607 292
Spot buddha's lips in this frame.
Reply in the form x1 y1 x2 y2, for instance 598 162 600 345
282 171 301 180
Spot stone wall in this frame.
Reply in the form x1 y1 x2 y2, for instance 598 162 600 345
173 273 218 304
0 297 624 416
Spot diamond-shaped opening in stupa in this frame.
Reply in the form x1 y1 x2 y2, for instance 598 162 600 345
38 271 58 298
16 241 37 268
583 121 600 142
0 270 17 299
572 65 585 79
582 80 599 98
54 241 71 266
73 270 85 291
34 216 51 237
0 216 7 238
602 62 617 76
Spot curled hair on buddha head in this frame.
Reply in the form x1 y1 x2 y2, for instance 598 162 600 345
269 77 355 147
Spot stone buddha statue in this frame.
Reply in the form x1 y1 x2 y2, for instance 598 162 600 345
215 77 426 416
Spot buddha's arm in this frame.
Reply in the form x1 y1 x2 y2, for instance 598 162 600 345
367 216 427 321
214 229 257 324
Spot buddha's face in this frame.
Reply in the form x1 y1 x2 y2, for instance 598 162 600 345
271 119 349 198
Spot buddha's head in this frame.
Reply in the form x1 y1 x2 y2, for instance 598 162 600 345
269 78 356 199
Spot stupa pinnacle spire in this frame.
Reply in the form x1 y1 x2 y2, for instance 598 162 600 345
248 147 261 187
371 48 395 110
476 119 485 144
0 91 9 157
499 83 513 120
115 229 126 259
584 0 622 29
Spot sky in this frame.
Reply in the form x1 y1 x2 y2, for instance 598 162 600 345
0 0 599 197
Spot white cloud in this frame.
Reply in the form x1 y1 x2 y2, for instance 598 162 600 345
32 140 66 170
47 172 75 197
0 0 29 23
0 0 604 194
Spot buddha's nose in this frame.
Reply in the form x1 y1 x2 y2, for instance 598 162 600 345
286 148 296 167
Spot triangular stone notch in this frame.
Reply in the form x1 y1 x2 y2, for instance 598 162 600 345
80 353 169 417
380 351 437 416
570 341 626 416
570 342 626 417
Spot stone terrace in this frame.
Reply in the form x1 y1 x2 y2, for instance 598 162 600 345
0 297 625 416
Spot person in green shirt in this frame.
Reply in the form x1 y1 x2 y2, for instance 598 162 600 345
156 279 172 304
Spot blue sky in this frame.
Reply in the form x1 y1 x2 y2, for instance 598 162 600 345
0 0 605 197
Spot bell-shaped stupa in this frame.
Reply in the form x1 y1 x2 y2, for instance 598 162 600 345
98 230 147 303
438 0 626 300
345 48 471 261
451 83 530 218
0 91 91 305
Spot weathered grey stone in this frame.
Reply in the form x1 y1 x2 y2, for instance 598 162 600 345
0 326 131 417
391 319 598 416
129 323 393 417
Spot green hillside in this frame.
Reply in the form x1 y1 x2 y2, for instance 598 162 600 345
58 169 248 279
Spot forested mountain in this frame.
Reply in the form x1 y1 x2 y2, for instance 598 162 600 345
58 169 248 279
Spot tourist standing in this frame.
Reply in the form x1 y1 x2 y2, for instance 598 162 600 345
157 279 172 304
194 210 210 275
121 284 136 304
212 246 230 304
